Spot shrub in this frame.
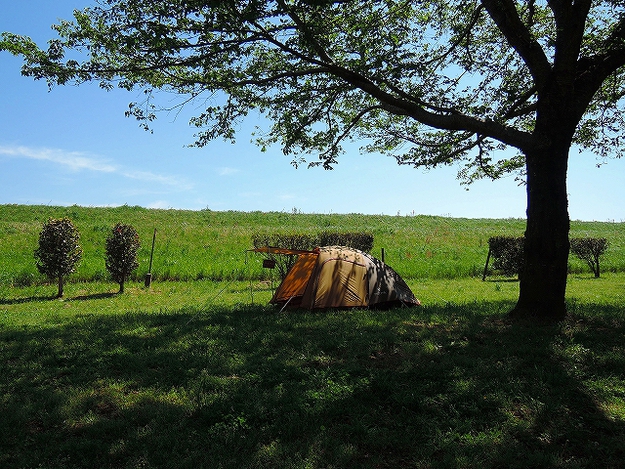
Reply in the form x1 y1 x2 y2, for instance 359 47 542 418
317 231 374 252
570 237 608 278
251 233 316 280
34 217 83 298
252 231 374 280
105 223 140 293
485 236 525 278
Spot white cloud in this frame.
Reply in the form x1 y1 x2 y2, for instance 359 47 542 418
0 144 192 190
0 145 116 172
218 167 240 176
146 200 172 209
122 169 194 190
239 191 263 198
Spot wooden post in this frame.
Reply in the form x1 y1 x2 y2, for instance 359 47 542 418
145 228 157 287
482 247 492 281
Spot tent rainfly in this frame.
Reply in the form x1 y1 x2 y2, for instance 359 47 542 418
252 245 420 309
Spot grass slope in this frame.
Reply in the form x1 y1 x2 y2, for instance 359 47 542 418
2 204 624 287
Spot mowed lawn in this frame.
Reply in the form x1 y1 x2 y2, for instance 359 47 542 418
1 273 624 468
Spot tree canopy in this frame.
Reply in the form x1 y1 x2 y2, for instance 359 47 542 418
3 0 622 178
105 223 140 293
34 217 82 298
3 0 625 320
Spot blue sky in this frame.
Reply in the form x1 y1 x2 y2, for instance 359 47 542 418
1 1 623 221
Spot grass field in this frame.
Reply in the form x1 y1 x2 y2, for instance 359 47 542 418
1 205 624 468
1 204 625 286
1 277 625 468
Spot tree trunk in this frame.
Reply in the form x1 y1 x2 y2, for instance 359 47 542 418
510 143 570 322
119 280 125 294
57 275 64 298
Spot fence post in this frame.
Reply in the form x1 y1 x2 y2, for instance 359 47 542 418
482 246 492 281
145 228 157 287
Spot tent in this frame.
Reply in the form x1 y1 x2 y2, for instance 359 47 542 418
252 246 420 309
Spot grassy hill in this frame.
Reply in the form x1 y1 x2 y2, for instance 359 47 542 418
1 204 624 286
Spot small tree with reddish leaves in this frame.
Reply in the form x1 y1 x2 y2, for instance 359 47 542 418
34 217 82 298
105 223 140 293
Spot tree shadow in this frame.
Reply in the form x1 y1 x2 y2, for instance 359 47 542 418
0 291 118 305
70 292 118 301
1 301 623 468
483 277 519 283
0 295 58 305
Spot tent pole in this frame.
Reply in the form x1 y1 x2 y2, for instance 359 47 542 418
279 295 296 313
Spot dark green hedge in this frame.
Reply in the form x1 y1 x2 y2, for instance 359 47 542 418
251 231 374 280
485 236 525 278
483 236 610 279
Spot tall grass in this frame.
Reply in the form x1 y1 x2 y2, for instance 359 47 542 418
1 204 624 287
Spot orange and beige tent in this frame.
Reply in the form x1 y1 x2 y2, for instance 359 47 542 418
252 245 420 309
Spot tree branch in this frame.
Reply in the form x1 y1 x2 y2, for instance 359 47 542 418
480 0 551 87
316 105 385 167
275 0 335 64
422 4 485 69
549 0 591 72
503 84 537 119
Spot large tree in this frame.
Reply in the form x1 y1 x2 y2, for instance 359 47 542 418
3 0 625 320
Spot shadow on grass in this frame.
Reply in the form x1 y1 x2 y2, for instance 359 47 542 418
482 277 520 283
0 294 59 305
0 292 118 305
1 300 624 468
69 292 119 301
